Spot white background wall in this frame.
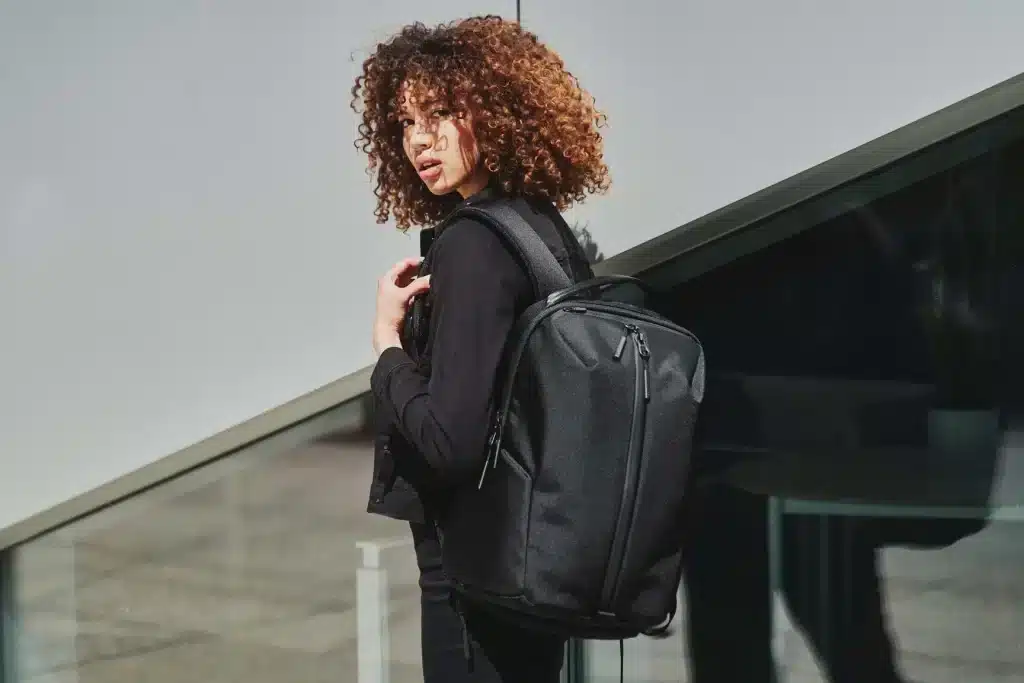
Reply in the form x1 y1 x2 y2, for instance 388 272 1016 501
0 0 513 534
541 0 1024 257
1 0 1022 534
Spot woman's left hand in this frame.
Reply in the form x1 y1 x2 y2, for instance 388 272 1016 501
373 257 431 356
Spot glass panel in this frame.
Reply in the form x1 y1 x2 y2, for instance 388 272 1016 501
641 109 1023 682
4 397 429 683
1 553 14 683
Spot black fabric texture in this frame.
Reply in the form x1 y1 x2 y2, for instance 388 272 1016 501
412 521 566 683
435 204 706 640
368 189 705 641
367 187 593 522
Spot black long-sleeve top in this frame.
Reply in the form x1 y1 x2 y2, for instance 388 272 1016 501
366 188 593 524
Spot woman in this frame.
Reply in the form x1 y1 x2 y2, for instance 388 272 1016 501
351 15 610 683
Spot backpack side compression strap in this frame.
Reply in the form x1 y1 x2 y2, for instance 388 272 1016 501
454 204 573 300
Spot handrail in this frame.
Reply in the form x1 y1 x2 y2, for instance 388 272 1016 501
2 71 1022 552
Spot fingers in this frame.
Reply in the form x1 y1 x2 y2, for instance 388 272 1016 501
385 256 423 282
404 274 431 297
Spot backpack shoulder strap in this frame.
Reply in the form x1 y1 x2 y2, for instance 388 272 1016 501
453 203 573 300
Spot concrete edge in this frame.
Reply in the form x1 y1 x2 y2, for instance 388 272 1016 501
0 367 373 550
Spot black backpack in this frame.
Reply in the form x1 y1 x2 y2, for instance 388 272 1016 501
438 202 707 641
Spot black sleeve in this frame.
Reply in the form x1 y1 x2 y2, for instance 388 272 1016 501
370 218 531 484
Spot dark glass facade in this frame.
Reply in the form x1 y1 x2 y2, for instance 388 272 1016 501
656 107 1024 683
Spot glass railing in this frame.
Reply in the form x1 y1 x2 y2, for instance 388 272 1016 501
771 496 1024 683
617 96 1024 682
2 396 433 683
3 85 1023 683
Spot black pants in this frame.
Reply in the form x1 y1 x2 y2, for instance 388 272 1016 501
411 522 566 683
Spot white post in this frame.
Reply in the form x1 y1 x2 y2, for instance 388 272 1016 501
355 537 412 683
768 497 798 680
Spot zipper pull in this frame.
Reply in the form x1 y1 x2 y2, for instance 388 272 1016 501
637 330 651 401
614 324 638 360
477 448 502 489
477 449 500 489
491 422 502 470
613 332 628 360
642 361 651 401
479 429 496 489
478 419 504 488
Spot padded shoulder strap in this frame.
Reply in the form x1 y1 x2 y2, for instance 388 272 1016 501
453 203 573 300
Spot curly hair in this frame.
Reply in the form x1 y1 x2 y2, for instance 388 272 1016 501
351 15 610 230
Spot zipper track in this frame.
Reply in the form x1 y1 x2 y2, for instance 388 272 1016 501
599 328 650 610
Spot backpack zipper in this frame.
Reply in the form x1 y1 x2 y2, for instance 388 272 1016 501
476 305 591 489
477 416 503 489
600 324 650 611
477 304 669 489
613 324 650 400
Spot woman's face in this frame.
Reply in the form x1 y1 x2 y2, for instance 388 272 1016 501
399 85 489 199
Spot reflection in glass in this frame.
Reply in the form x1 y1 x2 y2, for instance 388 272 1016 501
648 110 1024 683
4 398 431 683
